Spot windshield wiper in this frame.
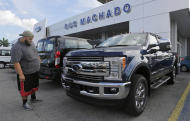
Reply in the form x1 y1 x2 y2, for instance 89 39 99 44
95 46 108 48
108 45 130 47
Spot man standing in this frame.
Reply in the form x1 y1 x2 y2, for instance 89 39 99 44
11 30 41 110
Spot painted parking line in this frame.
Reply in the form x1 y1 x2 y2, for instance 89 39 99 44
178 88 190 121
168 83 190 121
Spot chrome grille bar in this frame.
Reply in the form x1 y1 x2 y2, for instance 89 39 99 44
67 57 103 62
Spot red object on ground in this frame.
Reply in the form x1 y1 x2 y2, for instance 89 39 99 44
20 81 38 97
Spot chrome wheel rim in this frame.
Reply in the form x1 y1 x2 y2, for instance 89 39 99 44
135 82 146 109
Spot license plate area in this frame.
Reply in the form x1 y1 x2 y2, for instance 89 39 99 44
66 80 80 95
65 79 99 95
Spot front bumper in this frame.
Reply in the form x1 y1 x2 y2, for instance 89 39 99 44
62 75 131 100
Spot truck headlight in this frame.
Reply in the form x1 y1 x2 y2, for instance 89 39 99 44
104 57 126 81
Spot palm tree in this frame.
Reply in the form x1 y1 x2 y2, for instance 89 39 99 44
0 37 10 47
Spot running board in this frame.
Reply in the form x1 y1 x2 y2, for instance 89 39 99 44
151 76 171 89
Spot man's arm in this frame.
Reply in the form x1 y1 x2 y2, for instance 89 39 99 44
14 63 25 81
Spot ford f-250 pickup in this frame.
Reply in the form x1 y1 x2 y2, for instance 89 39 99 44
61 33 175 116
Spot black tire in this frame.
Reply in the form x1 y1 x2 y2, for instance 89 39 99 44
181 65 188 72
0 63 5 69
54 72 62 84
125 74 148 116
167 66 176 85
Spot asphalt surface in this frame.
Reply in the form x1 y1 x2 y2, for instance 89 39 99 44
0 69 190 121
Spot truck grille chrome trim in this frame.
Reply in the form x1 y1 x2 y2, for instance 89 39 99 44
67 57 104 62
66 71 104 82
65 58 110 81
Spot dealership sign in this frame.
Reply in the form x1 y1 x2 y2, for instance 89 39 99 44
64 3 131 30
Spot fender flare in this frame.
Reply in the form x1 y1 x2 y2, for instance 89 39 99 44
128 62 151 82
125 62 151 95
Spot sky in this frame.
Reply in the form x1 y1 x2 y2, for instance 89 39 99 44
0 0 102 43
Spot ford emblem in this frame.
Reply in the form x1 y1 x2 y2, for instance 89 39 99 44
72 64 83 73
35 26 42 32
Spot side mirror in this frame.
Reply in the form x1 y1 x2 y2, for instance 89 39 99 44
159 42 171 51
147 44 157 50
140 46 159 55
147 46 160 54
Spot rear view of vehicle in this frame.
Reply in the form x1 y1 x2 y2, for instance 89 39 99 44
181 56 190 72
0 47 11 69
37 36 92 81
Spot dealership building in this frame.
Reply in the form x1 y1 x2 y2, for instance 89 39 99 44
34 0 190 56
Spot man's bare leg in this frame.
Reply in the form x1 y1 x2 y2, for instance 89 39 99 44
22 96 32 110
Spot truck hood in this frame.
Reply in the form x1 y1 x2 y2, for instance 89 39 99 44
66 46 142 57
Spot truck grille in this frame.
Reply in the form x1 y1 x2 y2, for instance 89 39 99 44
67 57 103 62
66 71 104 82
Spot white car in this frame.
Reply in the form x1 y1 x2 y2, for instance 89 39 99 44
0 47 11 69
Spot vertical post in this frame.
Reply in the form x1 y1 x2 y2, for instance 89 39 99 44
184 38 187 56
170 20 178 52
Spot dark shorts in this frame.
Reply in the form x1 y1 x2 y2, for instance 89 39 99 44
17 71 39 96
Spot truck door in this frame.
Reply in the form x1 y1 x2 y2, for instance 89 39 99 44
160 52 173 75
147 35 163 80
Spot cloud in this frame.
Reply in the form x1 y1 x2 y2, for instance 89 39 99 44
0 10 38 30
0 1 9 9
66 0 102 15
78 0 102 9
0 1 7 6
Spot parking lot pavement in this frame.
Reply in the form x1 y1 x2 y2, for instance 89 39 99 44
0 69 190 121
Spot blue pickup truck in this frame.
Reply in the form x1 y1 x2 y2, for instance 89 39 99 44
62 33 175 116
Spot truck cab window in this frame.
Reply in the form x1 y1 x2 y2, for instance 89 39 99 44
0 50 10 56
37 41 44 52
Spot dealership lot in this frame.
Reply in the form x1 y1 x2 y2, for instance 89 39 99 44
0 69 190 121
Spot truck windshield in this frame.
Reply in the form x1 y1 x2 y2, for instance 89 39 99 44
37 40 44 52
97 33 147 48
37 39 54 52
44 39 53 52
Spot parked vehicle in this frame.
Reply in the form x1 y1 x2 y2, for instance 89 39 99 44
37 36 92 81
0 47 11 69
180 56 190 72
62 33 175 116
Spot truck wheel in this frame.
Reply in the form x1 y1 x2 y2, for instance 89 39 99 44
54 72 61 83
0 63 5 69
167 66 176 85
125 74 148 116
181 65 188 72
